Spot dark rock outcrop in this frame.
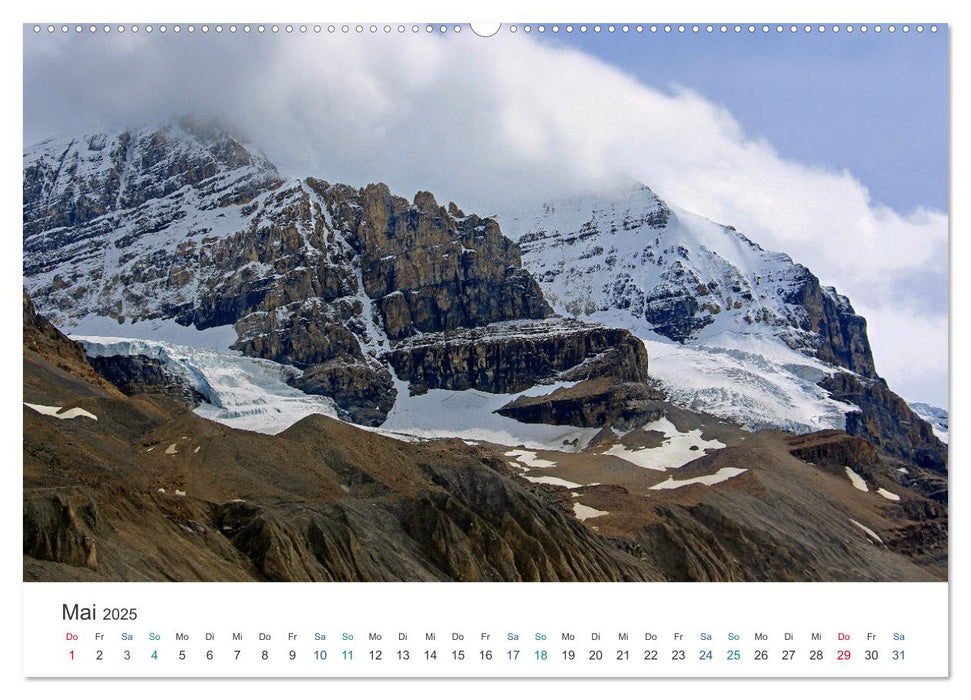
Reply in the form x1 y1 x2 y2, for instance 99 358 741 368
643 290 714 341
23 489 103 570
820 373 947 474
87 354 205 406
291 360 395 426
385 319 650 396
496 378 666 429
786 429 883 470
784 271 877 378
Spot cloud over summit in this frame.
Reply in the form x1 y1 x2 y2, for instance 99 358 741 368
23 29 948 404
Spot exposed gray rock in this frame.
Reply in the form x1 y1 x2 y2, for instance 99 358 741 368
496 378 666 429
23 122 637 427
820 372 948 474
87 354 206 406
385 318 650 396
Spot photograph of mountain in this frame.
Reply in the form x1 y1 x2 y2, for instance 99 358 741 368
23 25 947 582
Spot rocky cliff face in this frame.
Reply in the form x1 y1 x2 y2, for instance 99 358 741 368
782 271 876 378
495 378 666 430
86 354 206 406
820 373 948 474
23 122 640 425
386 318 649 395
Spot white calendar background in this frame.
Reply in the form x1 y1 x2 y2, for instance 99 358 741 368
7 0 966 697
23 582 948 678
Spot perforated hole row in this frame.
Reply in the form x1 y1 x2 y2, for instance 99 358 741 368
31 24 941 35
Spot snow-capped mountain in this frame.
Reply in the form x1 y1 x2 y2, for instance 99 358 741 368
22 122 950 584
497 186 947 470
22 120 946 472
23 120 646 426
499 185 875 377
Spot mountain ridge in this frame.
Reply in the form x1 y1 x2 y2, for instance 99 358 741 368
497 185 945 471
23 120 648 426
22 119 945 473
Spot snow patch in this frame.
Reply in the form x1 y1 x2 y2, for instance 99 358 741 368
649 467 747 490
525 475 583 489
24 402 97 421
849 519 883 544
877 488 901 502
602 417 724 471
573 503 609 521
505 449 558 469
378 374 599 450
844 466 869 492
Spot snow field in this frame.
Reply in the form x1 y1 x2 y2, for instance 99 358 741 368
573 503 609 521
602 416 725 471
849 519 884 545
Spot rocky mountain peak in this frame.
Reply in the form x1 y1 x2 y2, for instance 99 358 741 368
23 121 646 426
500 184 877 379
23 118 282 240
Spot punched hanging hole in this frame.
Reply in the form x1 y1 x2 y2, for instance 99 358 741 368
470 23 501 38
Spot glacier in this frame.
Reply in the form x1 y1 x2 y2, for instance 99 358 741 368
77 336 338 435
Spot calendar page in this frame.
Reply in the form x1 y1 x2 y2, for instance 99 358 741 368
18 1 953 691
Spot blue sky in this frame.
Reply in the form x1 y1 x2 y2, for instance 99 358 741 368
546 27 948 214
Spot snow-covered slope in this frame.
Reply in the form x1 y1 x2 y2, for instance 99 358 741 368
78 336 338 435
498 185 876 433
501 187 806 340
643 335 856 433
500 185 869 360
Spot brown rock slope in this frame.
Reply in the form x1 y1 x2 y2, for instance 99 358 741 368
23 295 945 583
23 299 658 582
563 424 947 582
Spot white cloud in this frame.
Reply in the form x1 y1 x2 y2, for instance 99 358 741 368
856 304 949 407
23 31 948 404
